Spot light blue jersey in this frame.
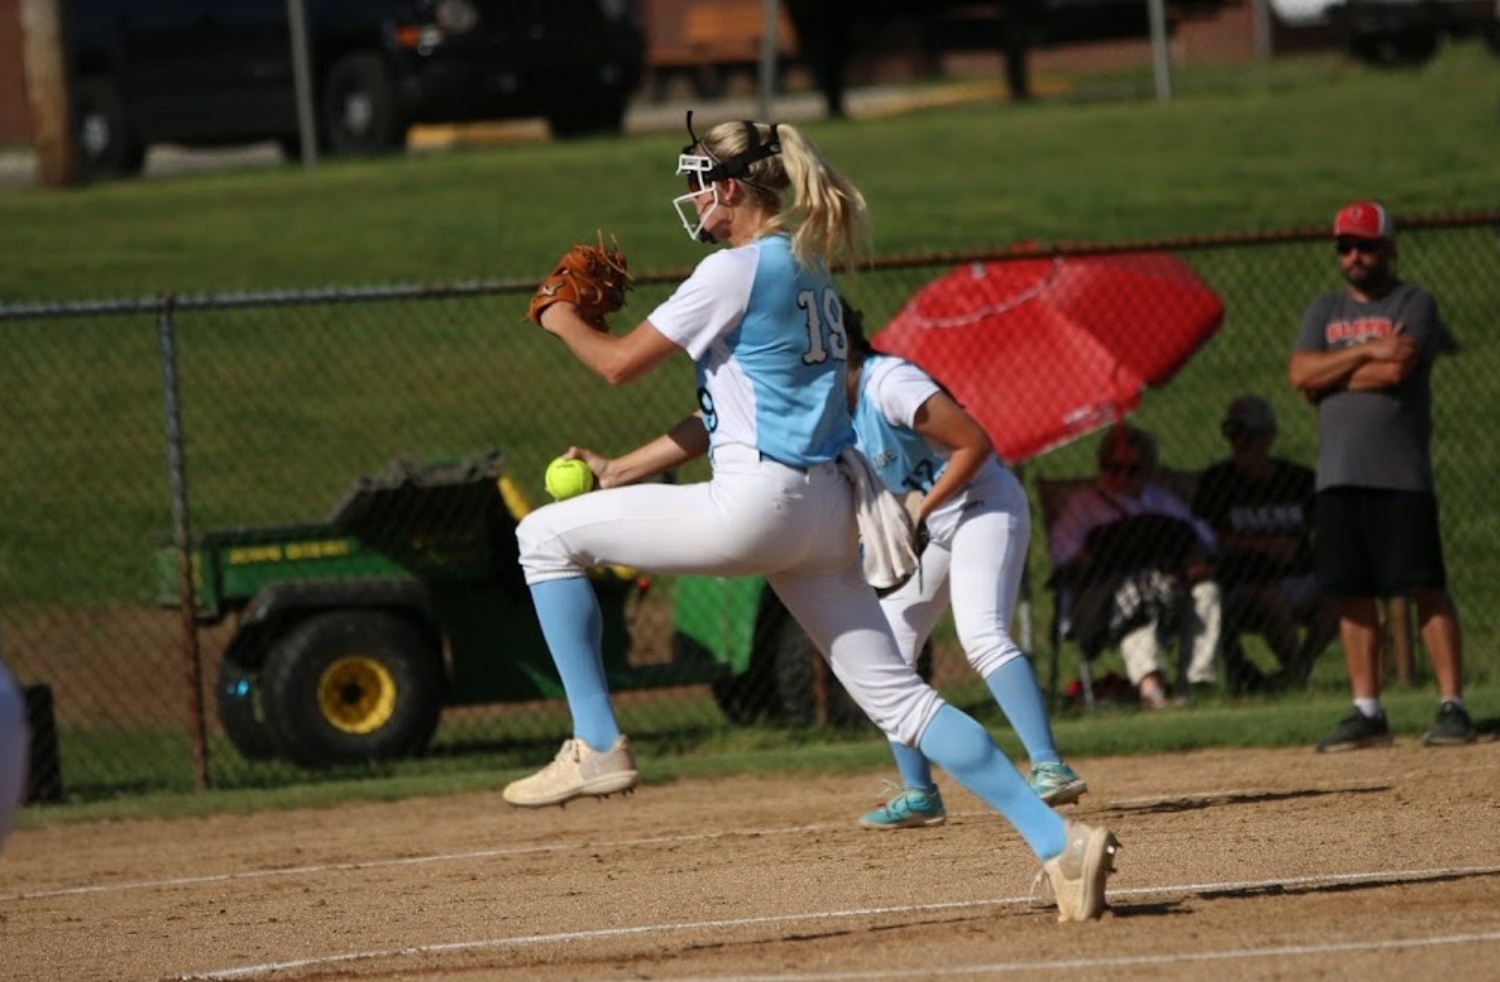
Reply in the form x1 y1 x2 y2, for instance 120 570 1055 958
851 353 947 494
649 233 852 467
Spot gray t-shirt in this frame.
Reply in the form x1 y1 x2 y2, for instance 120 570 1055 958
1293 281 1451 493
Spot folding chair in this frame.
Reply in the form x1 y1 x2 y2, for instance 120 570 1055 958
1034 468 1202 711
1034 476 1097 709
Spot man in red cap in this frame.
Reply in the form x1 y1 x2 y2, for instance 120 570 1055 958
1288 201 1476 751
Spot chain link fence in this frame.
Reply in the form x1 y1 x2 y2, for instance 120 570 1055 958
3 212 1497 803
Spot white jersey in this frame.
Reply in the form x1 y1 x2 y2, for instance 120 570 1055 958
852 352 1010 536
852 353 947 493
850 352 1031 680
649 233 851 467
519 234 946 745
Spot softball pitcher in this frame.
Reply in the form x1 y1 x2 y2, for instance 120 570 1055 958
844 309 1087 830
509 114 1120 920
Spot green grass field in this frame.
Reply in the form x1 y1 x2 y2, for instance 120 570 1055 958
28 682 1498 825
3 44 1498 821
2 44 1498 299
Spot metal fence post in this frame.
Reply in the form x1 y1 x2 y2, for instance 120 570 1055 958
757 0 780 120
155 293 210 791
287 0 319 168
1148 0 1173 103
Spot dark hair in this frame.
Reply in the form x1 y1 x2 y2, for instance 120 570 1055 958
844 302 875 356
1096 424 1158 471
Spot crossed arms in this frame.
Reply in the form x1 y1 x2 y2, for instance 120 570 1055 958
1288 328 1418 402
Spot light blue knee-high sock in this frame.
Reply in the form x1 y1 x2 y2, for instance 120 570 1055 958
986 657 1060 766
888 740 936 793
530 577 619 751
918 705 1066 859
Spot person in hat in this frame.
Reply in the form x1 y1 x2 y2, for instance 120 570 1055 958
1191 395 1336 692
1288 200 1477 751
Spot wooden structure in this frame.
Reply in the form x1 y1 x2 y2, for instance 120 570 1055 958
641 0 799 98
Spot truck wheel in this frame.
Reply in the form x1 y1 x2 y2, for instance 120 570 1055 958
321 53 407 154
215 659 277 761
1349 28 1438 68
770 609 865 729
261 610 444 768
73 76 145 180
1392 30 1440 66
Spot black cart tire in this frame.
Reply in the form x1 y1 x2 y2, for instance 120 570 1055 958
73 76 145 180
704 634 773 726
321 53 407 154
215 658 277 761
261 610 444 768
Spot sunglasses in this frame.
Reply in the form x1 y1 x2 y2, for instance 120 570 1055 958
1102 462 1142 477
1335 238 1383 256
1221 420 1266 440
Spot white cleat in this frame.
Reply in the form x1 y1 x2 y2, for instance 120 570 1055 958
503 735 639 808
1040 819 1121 922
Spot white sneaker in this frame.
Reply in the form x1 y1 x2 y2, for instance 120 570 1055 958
503 735 639 808
1041 819 1120 922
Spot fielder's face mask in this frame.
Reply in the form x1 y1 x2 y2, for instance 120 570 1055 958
673 111 781 243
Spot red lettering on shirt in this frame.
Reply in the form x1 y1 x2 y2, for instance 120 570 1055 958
1325 317 1395 344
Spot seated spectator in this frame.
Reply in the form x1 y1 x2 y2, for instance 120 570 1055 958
1192 396 1337 691
1048 425 1222 709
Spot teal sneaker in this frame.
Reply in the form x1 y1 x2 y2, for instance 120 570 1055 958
1030 761 1088 806
858 783 946 830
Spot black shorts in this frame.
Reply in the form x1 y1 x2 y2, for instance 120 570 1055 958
1314 487 1447 597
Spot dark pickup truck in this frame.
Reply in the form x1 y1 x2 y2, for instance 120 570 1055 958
1269 0 1500 66
68 0 647 178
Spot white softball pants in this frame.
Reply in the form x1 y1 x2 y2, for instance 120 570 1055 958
878 463 1030 681
517 444 946 746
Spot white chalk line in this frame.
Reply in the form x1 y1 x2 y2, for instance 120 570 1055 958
0 786 1383 903
0 781 1479 903
449 933 1500 982
175 864 1500 980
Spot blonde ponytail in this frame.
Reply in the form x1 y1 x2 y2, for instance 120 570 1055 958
695 120 872 272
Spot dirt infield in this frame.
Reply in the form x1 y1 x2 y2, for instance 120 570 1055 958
4 742 1498 981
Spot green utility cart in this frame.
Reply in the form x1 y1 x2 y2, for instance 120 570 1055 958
154 450 728 769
